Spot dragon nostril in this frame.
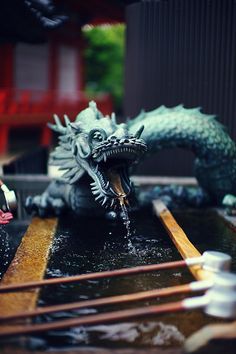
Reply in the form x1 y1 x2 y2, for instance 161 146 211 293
120 138 130 144
109 136 117 142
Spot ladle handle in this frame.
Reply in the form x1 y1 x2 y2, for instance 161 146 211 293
0 179 10 192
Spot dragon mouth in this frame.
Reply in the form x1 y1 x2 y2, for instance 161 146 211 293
89 138 147 208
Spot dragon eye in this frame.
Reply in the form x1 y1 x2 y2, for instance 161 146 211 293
93 132 103 141
88 129 107 145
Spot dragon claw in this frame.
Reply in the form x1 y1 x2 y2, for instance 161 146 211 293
25 194 65 217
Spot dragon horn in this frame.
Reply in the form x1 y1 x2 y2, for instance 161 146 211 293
53 114 64 128
134 125 144 138
64 114 71 127
111 112 117 125
70 122 81 132
48 114 67 134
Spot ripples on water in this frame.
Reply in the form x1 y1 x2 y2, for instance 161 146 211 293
29 321 185 349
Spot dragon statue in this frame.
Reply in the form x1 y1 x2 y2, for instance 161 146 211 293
26 101 236 216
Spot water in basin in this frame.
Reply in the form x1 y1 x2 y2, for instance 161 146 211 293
24 207 235 350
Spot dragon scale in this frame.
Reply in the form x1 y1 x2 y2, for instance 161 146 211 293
129 105 236 203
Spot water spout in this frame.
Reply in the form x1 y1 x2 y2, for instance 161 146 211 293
118 197 136 253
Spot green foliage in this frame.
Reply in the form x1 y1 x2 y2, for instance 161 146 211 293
82 24 125 112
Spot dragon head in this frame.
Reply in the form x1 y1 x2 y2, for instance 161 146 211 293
49 102 147 208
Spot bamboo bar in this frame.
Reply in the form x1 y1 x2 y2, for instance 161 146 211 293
152 199 213 281
0 301 184 338
0 283 192 322
0 259 187 293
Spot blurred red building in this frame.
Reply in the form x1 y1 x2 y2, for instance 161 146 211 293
0 0 125 153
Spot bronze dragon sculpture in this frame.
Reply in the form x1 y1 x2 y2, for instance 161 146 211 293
26 101 236 216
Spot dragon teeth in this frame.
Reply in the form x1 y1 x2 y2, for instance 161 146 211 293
94 165 98 173
92 190 100 195
101 197 108 206
106 181 109 188
95 194 103 201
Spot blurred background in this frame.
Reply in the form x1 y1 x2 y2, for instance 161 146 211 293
0 0 236 177
0 0 125 160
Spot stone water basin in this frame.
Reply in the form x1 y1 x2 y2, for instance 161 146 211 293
0 205 236 353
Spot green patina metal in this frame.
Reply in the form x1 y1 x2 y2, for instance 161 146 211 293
129 104 236 207
26 102 236 216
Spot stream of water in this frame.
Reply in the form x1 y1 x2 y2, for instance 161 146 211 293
119 202 136 253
